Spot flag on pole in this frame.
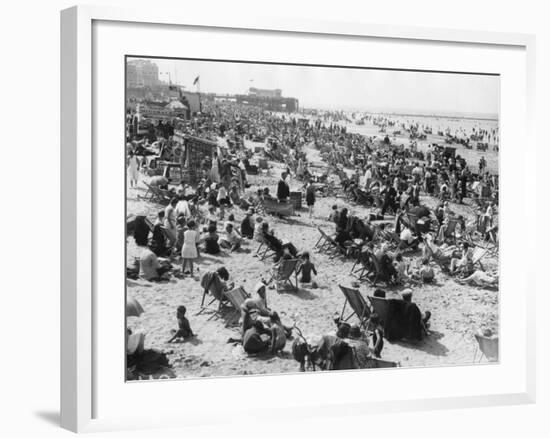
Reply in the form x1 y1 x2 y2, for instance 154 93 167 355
193 76 200 85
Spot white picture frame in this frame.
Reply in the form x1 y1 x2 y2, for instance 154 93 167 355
61 5 536 433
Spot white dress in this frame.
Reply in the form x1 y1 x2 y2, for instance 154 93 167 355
128 156 139 181
181 229 199 259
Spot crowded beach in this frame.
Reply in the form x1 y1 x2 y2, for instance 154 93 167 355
125 90 499 380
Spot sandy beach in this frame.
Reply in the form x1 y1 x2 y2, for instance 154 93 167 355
126 140 499 379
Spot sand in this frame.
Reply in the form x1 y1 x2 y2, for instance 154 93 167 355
126 142 499 379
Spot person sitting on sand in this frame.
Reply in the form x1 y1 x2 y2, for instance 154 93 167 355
401 289 431 336
296 252 318 285
242 320 272 354
253 216 264 243
449 242 474 276
269 312 287 355
202 224 220 255
393 253 410 284
414 258 435 283
240 208 255 239
457 269 498 288
139 246 171 281
219 222 242 252
399 225 419 250
167 305 195 343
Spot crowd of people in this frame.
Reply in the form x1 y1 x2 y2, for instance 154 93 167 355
126 100 499 377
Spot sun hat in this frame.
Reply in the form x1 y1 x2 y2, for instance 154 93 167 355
400 288 413 299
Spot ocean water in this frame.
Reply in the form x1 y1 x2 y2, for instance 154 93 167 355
343 114 500 174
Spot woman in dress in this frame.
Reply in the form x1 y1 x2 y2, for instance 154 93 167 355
163 198 178 245
181 219 200 277
127 152 140 188
210 151 221 183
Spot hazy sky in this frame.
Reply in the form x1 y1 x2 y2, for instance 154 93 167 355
137 57 499 116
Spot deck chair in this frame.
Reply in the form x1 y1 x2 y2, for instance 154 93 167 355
270 258 301 292
423 240 453 273
196 273 228 319
471 246 489 270
314 227 333 252
367 296 391 329
263 199 295 218
367 253 392 286
224 287 251 313
473 333 499 362
338 285 371 327
439 218 459 244
256 236 278 262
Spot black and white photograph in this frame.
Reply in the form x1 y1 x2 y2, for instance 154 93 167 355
125 56 500 380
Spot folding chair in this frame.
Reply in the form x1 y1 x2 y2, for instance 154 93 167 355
223 287 251 313
438 218 459 244
338 285 371 328
263 199 295 218
314 227 333 252
471 246 489 270
256 237 278 261
473 333 499 362
196 273 227 319
270 258 301 293
366 253 392 286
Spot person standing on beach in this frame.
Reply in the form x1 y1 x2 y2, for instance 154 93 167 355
211 151 221 183
164 198 178 245
181 219 200 277
277 172 290 202
305 180 316 218
127 152 140 188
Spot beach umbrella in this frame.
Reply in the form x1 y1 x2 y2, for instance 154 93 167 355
126 296 144 317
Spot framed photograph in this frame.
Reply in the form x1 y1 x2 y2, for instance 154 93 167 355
61 5 536 432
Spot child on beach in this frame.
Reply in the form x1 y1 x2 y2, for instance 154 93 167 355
269 312 287 355
181 220 200 277
167 305 195 343
253 216 264 242
394 253 410 284
296 252 318 285
367 313 384 358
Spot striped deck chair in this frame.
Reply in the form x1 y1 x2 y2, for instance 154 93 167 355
365 253 392 286
270 258 301 293
350 249 371 278
338 285 371 328
224 287 251 313
471 246 489 270
473 333 499 362
423 240 453 273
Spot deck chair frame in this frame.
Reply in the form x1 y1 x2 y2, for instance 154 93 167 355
270 258 301 293
473 333 499 362
338 285 371 328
